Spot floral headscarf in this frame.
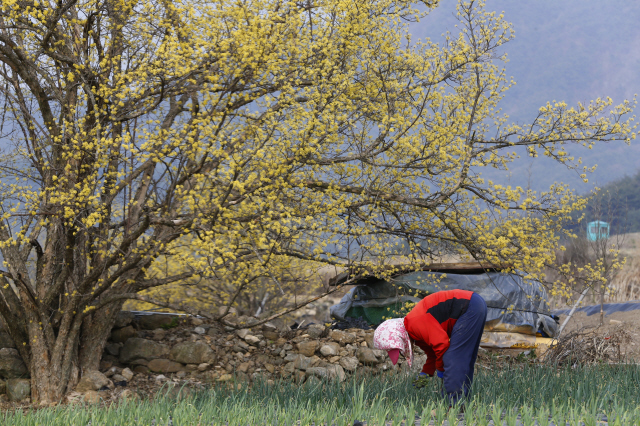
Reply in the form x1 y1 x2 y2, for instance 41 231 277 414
373 318 413 367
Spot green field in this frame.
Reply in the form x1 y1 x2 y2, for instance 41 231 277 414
2 364 639 425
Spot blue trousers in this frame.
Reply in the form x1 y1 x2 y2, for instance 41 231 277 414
442 293 487 404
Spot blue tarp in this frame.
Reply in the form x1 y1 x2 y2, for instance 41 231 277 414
553 300 640 317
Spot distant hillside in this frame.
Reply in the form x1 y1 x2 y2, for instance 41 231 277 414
411 0 640 193
582 170 640 235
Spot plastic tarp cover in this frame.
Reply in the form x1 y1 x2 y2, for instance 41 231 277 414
330 271 558 337
553 300 640 317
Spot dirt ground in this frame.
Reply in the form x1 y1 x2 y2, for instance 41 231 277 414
556 308 640 361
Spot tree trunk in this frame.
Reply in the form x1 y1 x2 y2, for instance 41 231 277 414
78 302 124 375
0 302 121 403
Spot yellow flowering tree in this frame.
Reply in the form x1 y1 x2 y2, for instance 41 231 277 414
0 0 635 402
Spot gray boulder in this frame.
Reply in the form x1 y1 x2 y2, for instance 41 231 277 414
293 354 312 371
339 356 359 371
330 330 356 345
104 343 121 357
119 338 169 363
261 323 280 341
75 370 111 392
305 324 326 339
305 367 328 378
265 318 289 332
138 314 179 330
319 342 340 357
6 378 30 401
356 347 379 365
327 364 346 382
0 348 28 379
296 341 318 357
114 311 135 328
148 358 184 373
111 325 138 343
169 341 215 365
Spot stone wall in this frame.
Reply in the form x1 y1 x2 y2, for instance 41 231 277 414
0 312 424 402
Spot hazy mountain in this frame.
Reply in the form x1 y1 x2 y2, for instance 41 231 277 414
410 0 640 193
583 170 640 234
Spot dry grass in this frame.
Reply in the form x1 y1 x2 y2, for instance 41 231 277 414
544 325 632 366
607 232 640 302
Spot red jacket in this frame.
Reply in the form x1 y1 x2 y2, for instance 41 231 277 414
403 289 473 375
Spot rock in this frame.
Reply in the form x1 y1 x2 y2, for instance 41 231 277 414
0 348 29 379
263 330 279 341
262 329 280 342
365 333 375 349
236 315 258 327
152 328 167 341
130 358 149 366
339 356 359 371
237 362 250 373
232 344 248 354
111 326 138 343
217 374 233 382
309 355 321 367
306 324 326 339
284 353 297 362
170 341 216 365
0 331 15 349
266 318 289 332
6 379 30 401
293 354 312 371
244 335 261 346
330 330 356 345
121 368 134 381
236 329 250 339
191 317 204 326
194 327 206 335
327 364 346 382
119 338 170 363
296 341 318 357
305 367 328 378
83 390 101 404
133 365 149 374
264 363 275 374
372 349 386 359
319 343 340 357
105 366 119 377
357 348 380 365
114 311 135 328
294 370 306 383
76 370 111 392
112 374 126 382
138 314 179 330
283 362 295 376
105 343 121 357
148 358 184 373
